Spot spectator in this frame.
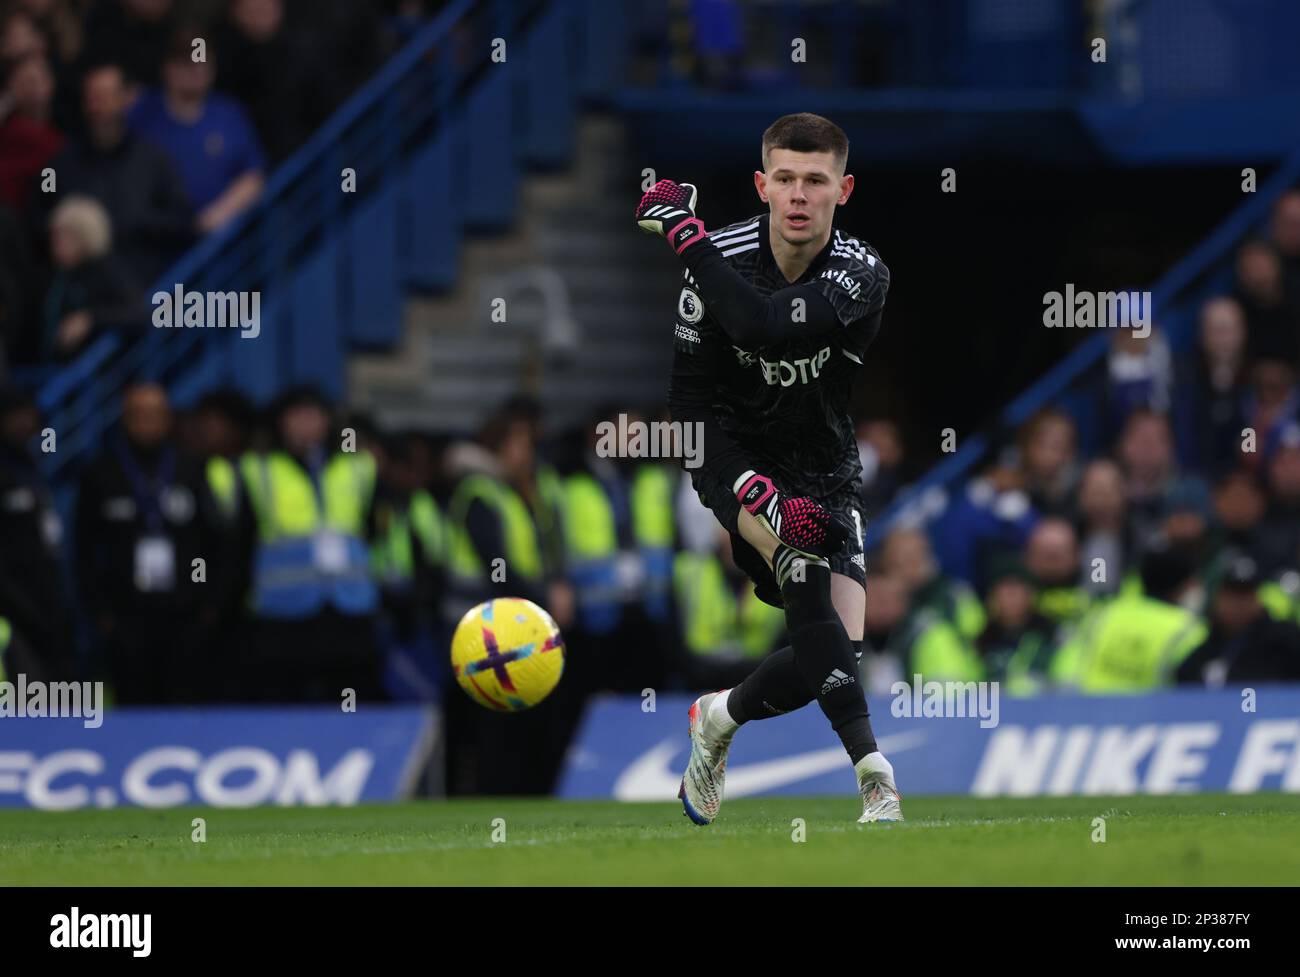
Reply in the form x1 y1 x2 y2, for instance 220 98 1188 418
441 410 577 795
860 569 908 693
1269 189 1300 307
1024 516 1092 626
1158 481 1215 613
928 460 1038 588
974 557 1058 695
1015 408 1079 517
855 417 908 518
559 407 675 694
11 0 84 67
0 201 37 367
368 431 447 702
1115 409 1209 553
82 0 175 88
39 62 194 284
74 382 221 703
187 386 256 702
42 194 144 360
1104 325 1173 443
1050 543 1206 693
128 28 266 234
187 386 254 521
215 0 332 163
1234 239 1298 363
443 408 573 634
1209 469 1270 573
497 394 567 582
1177 297 1249 478
233 386 385 703
882 526 986 645
0 6 46 64
5 47 56 123
1256 422 1300 576
0 386 74 681
1176 551 1300 687
0 55 65 211
10 0 85 131
1074 458 1133 597
673 522 786 689
1238 358 1299 476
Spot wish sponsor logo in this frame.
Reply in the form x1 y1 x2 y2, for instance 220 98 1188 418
820 266 862 299
50 908 151 957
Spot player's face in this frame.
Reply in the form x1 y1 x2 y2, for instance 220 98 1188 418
756 148 853 246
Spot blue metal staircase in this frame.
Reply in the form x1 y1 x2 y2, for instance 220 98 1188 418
36 0 625 478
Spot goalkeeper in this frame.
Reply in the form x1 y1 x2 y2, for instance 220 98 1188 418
635 113 902 825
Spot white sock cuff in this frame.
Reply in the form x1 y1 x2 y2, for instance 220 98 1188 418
708 689 740 735
854 751 892 778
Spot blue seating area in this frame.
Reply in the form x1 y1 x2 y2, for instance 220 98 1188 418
34 0 1300 505
35 0 623 480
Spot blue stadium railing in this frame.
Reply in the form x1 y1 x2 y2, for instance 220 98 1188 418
35 0 626 480
868 148 1300 550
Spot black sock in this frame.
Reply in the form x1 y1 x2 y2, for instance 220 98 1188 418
728 639 875 727
727 645 814 723
774 548 879 765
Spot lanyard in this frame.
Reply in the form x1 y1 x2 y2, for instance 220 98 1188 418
117 440 175 535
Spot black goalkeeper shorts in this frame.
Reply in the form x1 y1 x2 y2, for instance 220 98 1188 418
690 468 867 608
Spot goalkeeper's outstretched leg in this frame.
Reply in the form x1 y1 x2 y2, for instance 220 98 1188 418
679 505 903 826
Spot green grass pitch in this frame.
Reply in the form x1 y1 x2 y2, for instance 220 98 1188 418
3 793 1298 885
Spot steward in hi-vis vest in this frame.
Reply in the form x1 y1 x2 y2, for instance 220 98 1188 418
1051 544 1207 692
673 533 786 688
368 433 448 701
235 387 383 703
557 411 678 692
441 408 577 799
975 560 1060 696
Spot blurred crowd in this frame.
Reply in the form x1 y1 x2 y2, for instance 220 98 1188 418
4 181 1300 786
0 0 436 374
0 383 785 794
2 2 1299 792
862 190 1300 695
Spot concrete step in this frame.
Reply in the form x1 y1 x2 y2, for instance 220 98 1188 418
351 112 680 434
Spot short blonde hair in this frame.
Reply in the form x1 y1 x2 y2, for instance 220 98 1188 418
49 195 113 259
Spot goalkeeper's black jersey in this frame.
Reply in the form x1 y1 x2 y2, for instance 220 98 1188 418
670 213 889 495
